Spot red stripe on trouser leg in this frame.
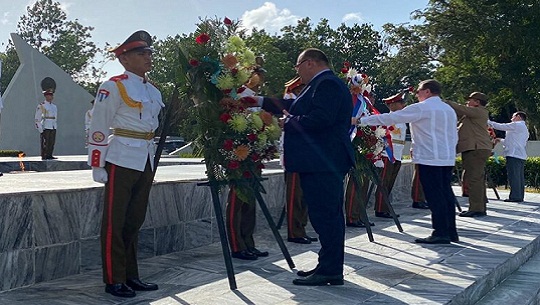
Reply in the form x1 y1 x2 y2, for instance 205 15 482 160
105 164 116 284
375 158 389 212
227 187 239 252
287 173 297 237
347 181 356 223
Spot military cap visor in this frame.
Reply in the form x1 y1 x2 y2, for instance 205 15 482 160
42 89 54 96
284 76 303 92
382 92 405 104
110 30 153 57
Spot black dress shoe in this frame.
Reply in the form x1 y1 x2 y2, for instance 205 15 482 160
375 212 399 218
232 250 258 260
297 268 317 277
459 210 487 217
412 201 430 209
305 235 318 242
248 247 269 257
415 235 451 244
288 237 311 244
504 198 522 202
105 283 136 298
293 274 344 286
126 278 158 291
346 220 374 227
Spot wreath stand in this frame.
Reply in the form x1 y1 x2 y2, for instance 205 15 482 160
350 163 403 242
197 177 295 290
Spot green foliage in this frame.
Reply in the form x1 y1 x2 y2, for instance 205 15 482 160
455 156 540 190
0 150 25 157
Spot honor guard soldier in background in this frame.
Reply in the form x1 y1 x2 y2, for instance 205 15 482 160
374 92 407 218
281 77 318 244
87 30 164 298
34 89 58 160
85 99 94 147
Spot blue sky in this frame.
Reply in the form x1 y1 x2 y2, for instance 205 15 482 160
0 0 429 77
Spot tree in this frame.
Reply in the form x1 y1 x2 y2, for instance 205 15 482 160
0 0 104 92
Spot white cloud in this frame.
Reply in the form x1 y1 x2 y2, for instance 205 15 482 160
342 12 366 24
1 12 10 25
241 2 300 34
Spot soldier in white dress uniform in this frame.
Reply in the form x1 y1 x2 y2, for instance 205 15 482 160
34 90 58 160
87 30 164 298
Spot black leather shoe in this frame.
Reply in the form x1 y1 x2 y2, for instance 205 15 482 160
459 210 487 217
297 268 317 277
375 212 399 218
248 247 269 257
232 250 258 260
504 198 522 202
288 237 311 244
415 236 451 244
346 220 374 227
105 283 136 298
126 278 158 291
305 235 318 242
293 274 344 286
412 201 430 209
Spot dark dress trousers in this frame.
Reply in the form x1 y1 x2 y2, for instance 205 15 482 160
263 71 355 276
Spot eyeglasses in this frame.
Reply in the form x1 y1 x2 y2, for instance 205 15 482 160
294 59 310 69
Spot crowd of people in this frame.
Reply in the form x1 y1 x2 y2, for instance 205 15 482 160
78 29 530 297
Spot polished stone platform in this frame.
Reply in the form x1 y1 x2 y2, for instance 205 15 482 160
1 157 539 304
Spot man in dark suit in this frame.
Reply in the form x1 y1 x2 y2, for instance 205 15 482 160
261 48 355 286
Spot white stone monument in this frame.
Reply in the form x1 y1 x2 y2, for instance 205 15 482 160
0 33 94 156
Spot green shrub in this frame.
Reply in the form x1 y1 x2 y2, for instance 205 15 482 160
454 156 540 190
0 150 25 157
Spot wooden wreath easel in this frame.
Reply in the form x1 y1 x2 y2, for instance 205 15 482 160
197 177 295 290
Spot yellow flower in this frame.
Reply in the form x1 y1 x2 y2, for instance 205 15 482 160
234 144 250 160
216 74 235 90
250 113 264 130
264 123 281 141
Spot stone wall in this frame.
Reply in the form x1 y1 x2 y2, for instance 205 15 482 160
0 162 414 292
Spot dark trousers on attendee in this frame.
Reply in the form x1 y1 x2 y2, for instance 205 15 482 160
300 171 346 276
101 160 153 284
375 157 401 213
462 149 491 212
418 165 457 239
344 172 369 223
411 164 426 203
40 129 56 159
226 185 256 252
285 172 309 239
506 156 525 201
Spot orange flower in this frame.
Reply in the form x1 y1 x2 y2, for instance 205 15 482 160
259 110 273 126
234 145 250 161
222 54 238 69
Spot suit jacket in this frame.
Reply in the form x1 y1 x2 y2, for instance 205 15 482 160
446 101 492 153
263 70 355 173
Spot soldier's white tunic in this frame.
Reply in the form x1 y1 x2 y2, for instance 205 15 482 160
87 71 164 172
35 101 58 130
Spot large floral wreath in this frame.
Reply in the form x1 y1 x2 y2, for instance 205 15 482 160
178 17 281 199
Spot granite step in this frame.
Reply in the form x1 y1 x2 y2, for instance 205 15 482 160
474 246 540 305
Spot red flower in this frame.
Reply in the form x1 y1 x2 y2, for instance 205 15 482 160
387 126 395 131
224 17 232 25
247 133 258 142
366 153 374 160
195 33 210 44
251 153 260 161
356 129 364 137
189 59 199 66
343 61 350 68
237 86 246 94
227 160 240 169
370 126 377 131
341 67 349 74
223 139 234 150
242 171 252 178
220 113 232 123
408 86 415 92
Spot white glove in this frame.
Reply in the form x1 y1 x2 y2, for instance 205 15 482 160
92 167 108 183
36 123 43 133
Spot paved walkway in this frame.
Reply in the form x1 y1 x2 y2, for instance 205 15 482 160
0 180 539 304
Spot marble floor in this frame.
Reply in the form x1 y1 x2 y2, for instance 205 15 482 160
0 187 539 305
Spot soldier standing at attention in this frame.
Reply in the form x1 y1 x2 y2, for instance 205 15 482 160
35 89 58 160
87 30 164 298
